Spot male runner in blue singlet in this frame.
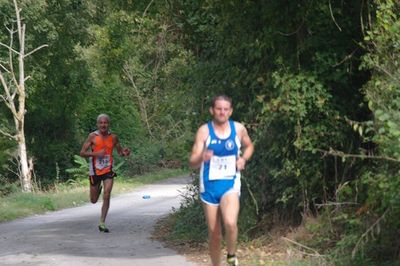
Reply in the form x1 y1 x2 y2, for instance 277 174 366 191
189 95 254 266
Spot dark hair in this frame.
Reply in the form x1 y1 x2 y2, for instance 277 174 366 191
211 94 233 108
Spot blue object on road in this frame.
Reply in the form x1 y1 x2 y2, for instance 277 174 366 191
142 195 151 199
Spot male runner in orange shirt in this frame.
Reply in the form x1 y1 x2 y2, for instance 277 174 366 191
80 114 130 232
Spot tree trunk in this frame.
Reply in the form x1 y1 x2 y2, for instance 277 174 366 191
18 132 32 192
0 0 47 192
15 1 31 192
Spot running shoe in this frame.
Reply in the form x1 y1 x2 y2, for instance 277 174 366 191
227 256 238 266
98 223 109 233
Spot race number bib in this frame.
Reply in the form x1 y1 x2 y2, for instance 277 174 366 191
95 155 111 170
209 155 236 180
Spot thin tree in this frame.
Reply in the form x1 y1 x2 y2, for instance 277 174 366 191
0 0 47 192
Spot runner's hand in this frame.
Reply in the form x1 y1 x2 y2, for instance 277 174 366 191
94 148 106 157
236 156 246 171
202 150 213 162
122 147 131 156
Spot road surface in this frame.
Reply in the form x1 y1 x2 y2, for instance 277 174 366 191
0 176 198 266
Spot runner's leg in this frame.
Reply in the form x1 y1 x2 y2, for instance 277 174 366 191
203 202 222 266
220 192 240 257
100 177 114 223
89 177 101 203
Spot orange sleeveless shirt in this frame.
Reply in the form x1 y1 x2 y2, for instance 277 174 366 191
89 131 114 176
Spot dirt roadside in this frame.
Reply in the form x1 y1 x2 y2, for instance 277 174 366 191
151 212 304 266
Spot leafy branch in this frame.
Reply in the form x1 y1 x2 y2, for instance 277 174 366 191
351 208 389 258
314 148 400 163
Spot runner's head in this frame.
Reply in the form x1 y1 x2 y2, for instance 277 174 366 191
96 114 110 134
210 95 233 124
211 95 233 108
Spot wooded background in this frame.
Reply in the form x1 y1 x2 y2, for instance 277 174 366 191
0 0 399 264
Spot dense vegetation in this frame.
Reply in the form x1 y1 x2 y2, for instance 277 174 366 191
0 0 399 264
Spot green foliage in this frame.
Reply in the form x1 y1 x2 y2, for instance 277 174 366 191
290 1 400 264
163 0 398 265
251 70 359 221
0 133 17 184
171 202 207 242
1 0 194 188
341 1 400 262
125 143 162 175
76 4 195 176
10 0 94 180
169 175 208 242
66 154 125 180
361 0 400 158
65 155 88 180
0 192 57 221
0 175 18 196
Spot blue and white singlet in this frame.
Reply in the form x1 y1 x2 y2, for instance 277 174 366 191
200 120 241 205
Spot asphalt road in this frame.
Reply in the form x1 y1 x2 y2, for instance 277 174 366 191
0 176 198 266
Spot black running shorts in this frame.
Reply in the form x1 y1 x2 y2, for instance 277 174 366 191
89 171 116 186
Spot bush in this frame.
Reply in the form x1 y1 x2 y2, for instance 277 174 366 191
0 175 18 196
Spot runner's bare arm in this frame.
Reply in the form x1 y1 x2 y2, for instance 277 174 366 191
114 135 131 156
235 122 254 170
189 124 211 168
80 133 104 157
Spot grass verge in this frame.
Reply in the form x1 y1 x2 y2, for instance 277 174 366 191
0 168 189 223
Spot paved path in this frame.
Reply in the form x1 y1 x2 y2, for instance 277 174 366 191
0 176 198 266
